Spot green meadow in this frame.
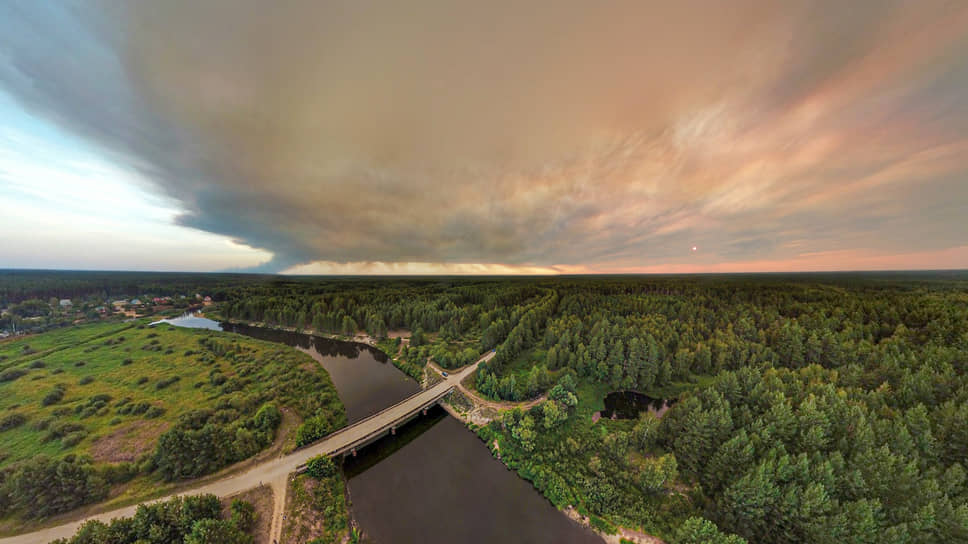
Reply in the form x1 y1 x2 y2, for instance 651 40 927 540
0 320 345 526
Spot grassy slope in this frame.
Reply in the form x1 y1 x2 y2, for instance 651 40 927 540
0 320 341 471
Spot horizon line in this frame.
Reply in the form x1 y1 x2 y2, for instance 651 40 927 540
2 267 967 277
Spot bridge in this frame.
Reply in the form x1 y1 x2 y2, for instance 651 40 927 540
0 350 495 544
295 353 491 464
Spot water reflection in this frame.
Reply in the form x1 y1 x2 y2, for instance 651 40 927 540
347 415 602 544
601 390 675 419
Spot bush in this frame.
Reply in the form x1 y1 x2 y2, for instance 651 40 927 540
136 376 149 385
0 413 27 432
50 494 227 544
32 417 53 431
121 358 133 365
254 404 282 432
29 360 46 369
42 385 67 406
61 432 86 448
74 360 86 367
184 518 251 544
305 455 336 479
156 376 181 390
79 376 94 385
230 498 256 531
0 368 29 382
44 421 85 442
295 416 333 446
5 455 108 518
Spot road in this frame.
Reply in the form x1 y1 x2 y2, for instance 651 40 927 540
428 360 547 412
0 352 494 544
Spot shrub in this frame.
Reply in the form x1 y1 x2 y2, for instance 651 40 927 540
29 360 46 369
61 432 86 448
295 416 333 446
136 376 149 385
145 406 165 418
79 376 94 385
44 421 85 442
155 376 181 390
5 455 108 518
254 404 282 432
42 385 67 406
121 358 133 365
0 368 29 382
32 417 53 431
74 360 86 367
305 455 336 479
589 515 617 535
230 498 256 531
0 413 27 432
50 368 64 375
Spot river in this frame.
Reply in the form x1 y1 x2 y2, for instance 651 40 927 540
159 314 601 544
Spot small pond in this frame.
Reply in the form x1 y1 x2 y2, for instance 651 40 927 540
601 390 676 419
149 312 222 331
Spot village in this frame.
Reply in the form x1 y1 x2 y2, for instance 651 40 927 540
0 293 214 338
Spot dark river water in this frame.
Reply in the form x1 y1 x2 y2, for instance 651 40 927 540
602 390 675 419
159 314 601 544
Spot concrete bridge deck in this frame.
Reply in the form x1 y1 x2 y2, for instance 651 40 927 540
0 351 494 544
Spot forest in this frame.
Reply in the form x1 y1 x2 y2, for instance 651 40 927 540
212 271 968 542
1 270 966 542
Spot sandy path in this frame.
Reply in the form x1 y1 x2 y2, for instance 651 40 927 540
268 478 287 544
428 361 547 411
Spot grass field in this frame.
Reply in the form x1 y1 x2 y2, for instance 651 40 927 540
0 320 342 470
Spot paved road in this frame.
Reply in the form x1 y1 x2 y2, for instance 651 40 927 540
1 352 494 544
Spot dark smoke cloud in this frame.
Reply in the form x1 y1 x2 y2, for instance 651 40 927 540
1 0 967 272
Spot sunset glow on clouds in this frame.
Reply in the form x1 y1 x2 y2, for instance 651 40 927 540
0 1 966 273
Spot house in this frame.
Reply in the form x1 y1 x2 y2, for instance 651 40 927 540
203 296 212 302
130 299 142 306
59 299 72 308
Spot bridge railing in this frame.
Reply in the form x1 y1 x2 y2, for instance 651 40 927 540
293 382 454 453
327 391 453 457
292 351 492 454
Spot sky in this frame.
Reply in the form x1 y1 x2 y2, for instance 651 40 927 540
0 1 966 274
